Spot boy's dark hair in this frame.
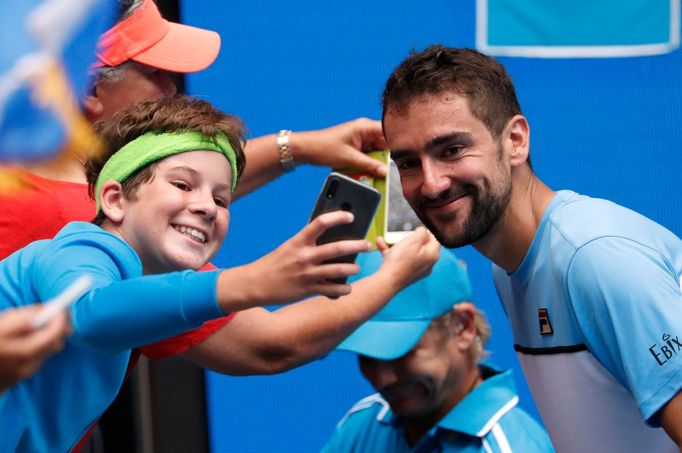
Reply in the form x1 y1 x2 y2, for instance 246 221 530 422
382 46 522 140
86 95 247 225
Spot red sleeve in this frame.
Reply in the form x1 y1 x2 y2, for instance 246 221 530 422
138 314 236 359
138 263 237 360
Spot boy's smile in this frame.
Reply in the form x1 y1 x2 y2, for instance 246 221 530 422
115 150 232 274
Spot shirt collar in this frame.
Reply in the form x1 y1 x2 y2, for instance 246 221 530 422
435 364 519 437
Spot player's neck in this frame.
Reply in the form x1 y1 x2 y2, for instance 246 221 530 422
474 173 555 273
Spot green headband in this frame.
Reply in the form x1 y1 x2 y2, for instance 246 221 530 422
95 130 239 212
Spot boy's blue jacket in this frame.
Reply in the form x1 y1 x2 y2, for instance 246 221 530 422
0 222 223 452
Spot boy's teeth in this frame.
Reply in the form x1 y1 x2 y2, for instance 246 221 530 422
174 226 206 243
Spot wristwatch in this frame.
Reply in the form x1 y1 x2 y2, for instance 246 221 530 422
277 129 295 172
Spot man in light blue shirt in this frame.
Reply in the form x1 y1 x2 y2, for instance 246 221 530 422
323 250 553 452
381 45 682 452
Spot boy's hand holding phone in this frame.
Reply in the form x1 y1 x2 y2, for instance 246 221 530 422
226 211 373 308
215 174 380 310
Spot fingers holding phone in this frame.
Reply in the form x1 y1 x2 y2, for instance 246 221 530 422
378 227 440 288
239 210 373 305
219 173 381 307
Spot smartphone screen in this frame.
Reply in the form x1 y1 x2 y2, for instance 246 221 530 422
385 160 423 244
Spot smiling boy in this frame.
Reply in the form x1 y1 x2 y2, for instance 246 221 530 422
0 96 439 452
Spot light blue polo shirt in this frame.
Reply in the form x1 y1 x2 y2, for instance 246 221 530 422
493 190 682 453
322 366 553 452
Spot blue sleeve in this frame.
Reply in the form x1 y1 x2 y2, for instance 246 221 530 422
32 230 224 353
567 237 682 423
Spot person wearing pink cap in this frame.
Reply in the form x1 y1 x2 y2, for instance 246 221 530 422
87 0 388 197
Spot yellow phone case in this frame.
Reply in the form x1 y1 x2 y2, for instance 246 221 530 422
336 151 389 250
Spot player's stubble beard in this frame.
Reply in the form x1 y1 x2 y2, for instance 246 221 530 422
413 143 512 249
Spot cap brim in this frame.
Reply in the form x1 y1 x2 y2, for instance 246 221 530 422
337 320 431 360
133 22 220 73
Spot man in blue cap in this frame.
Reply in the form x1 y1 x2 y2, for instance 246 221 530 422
322 249 553 452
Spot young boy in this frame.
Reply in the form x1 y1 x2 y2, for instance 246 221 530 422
0 96 439 452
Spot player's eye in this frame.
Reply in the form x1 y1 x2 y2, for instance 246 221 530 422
395 159 419 171
443 145 463 157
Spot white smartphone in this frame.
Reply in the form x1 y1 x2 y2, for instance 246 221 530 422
31 275 93 329
384 160 424 244
309 172 381 283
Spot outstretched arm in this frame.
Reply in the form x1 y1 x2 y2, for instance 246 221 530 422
46 212 369 353
183 228 440 375
234 118 387 199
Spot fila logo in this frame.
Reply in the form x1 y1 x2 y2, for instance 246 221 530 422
538 308 553 335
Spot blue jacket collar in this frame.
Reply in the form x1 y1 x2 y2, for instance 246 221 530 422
436 364 518 437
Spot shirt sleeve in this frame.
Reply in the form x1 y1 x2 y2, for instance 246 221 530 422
567 236 682 423
32 231 225 353
137 262 236 359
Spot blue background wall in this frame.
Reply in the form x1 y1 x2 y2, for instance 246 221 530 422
182 1 681 451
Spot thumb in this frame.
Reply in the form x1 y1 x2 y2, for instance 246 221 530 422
376 236 389 254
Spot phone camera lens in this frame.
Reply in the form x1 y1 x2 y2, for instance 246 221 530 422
327 179 339 199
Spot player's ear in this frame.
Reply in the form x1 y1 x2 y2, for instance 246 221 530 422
505 115 530 167
99 181 125 223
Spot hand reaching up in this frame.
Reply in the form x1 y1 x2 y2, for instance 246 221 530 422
293 118 388 177
376 227 440 291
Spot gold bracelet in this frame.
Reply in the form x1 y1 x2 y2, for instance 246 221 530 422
277 129 295 172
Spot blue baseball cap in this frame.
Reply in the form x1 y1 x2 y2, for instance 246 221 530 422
337 247 472 360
